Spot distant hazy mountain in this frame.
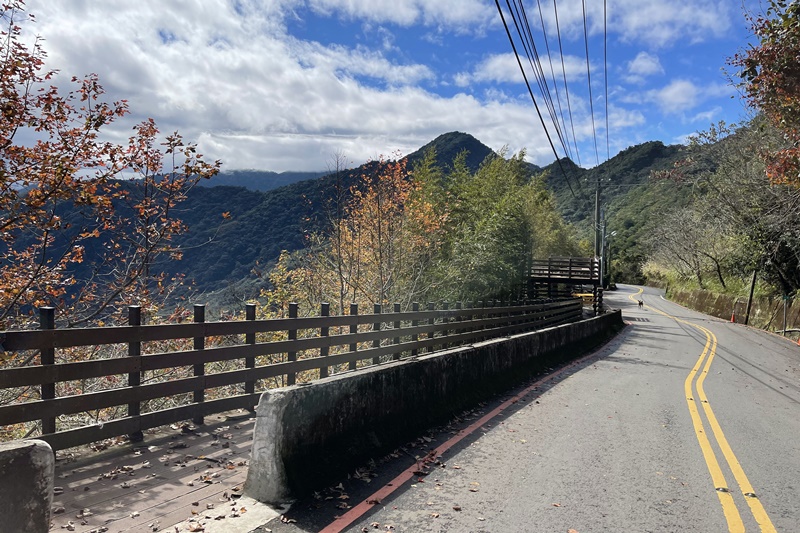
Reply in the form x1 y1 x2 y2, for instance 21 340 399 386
199 169 323 192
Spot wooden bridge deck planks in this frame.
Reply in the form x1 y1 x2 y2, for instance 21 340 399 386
49 411 256 533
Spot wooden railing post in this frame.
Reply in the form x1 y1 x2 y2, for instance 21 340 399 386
127 305 143 442
287 302 298 386
393 302 401 360
442 301 449 342
193 304 206 426
320 303 330 378
245 303 256 408
427 302 435 352
372 303 381 365
455 301 463 337
349 303 358 370
411 302 419 356
39 307 56 435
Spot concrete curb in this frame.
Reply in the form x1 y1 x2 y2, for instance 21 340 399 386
0 439 55 533
245 311 623 503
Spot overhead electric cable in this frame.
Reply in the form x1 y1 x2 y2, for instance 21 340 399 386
553 0 582 167
494 0 576 198
582 0 600 166
511 0 570 160
604 0 610 161
535 0 573 162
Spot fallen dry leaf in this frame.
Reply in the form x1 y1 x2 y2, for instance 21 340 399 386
453 505 462 511
552 503 562 507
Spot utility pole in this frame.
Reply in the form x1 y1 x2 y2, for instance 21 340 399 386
594 175 601 258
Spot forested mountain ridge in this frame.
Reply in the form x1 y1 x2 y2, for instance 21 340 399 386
168 134 698 301
158 132 510 299
198 169 323 192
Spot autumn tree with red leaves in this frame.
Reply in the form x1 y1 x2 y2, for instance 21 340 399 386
731 0 800 184
0 1 220 330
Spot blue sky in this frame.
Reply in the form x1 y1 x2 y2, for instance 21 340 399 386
23 0 761 172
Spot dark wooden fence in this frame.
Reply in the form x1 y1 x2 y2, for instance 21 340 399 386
530 257 600 283
0 299 582 451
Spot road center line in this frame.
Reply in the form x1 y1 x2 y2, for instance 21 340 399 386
632 287 777 532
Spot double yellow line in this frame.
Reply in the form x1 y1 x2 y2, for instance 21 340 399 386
629 288 776 532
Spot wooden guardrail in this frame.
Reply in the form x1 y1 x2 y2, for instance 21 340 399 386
530 257 599 283
0 299 582 451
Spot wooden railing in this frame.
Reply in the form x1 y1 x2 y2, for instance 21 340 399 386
530 257 600 283
0 299 582 451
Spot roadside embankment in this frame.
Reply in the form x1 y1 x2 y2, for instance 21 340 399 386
667 288 800 335
245 311 624 503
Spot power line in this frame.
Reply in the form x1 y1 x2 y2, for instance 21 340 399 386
582 0 600 167
534 0 573 163
604 0 610 161
510 0 571 162
553 0 582 167
494 0 576 198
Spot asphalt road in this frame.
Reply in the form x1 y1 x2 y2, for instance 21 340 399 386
257 285 800 533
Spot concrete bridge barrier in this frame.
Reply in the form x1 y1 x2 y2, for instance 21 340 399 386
245 311 624 503
0 439 55 533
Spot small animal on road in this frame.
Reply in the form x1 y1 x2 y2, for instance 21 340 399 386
637 299 644 309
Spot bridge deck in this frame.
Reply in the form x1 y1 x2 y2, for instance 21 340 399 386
49 411 257 533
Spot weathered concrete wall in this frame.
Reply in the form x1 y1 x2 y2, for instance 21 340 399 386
0 439 54 533
245 311 623 503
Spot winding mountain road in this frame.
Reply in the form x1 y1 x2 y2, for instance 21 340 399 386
336 286 800 533
261 285 800 533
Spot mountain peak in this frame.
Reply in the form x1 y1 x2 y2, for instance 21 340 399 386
406 131 494 173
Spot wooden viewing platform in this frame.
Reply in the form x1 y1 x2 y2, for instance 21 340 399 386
48 411 282 533
529 256 600 284
528 257 602 312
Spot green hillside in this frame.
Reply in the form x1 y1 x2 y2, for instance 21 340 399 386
56 131 704 306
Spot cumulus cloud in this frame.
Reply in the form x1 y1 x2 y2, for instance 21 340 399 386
539 0 737 48
460 52 588 87
17 0 749 171
648 79 700 113
306 0 491 30
626 52 664 83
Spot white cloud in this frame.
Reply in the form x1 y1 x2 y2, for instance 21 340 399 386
16 0 751 172
472 53 522 84
627 52 664 80
537 0 737 48
307 0 491 30
648 79 700 113
460 52 587 87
